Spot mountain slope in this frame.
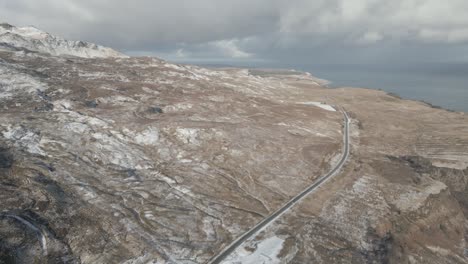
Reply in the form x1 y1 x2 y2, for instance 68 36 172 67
0 24 467 264
0 23 127 58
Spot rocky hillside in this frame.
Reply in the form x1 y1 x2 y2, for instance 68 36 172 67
0 23 127 58
0 25 467 264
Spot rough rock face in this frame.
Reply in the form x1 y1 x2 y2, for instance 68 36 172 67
1 25 468 264
266 156 466 264
0 44 341 263
225 87 468 263
0 23 127 58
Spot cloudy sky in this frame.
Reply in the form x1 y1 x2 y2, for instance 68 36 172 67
2 0 468 66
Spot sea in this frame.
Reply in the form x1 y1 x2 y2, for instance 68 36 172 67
297 63 468 113
191 61 468 113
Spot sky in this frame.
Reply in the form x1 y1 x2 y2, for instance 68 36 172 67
2 0 468 66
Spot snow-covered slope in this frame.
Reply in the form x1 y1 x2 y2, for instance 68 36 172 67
0 23 127 58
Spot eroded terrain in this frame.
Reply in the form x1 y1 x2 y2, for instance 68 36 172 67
0 51 343 263
224 83 468 264
1 25 468 264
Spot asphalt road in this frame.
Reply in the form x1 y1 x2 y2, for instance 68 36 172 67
208 109 350 264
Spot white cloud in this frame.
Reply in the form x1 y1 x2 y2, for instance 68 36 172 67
419 28 468 43
212 39 253 58
277 0 468 44
356 31 384 44
175 49 187 58
2 0 468 63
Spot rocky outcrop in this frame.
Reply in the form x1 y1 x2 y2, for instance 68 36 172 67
250 155 468 264
0 39 342 262
0 23 127 58
1 24 467 263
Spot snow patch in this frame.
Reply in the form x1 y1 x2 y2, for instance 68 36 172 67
301 102 336 112
134 127 159 145
164 103 193 113
2 125 45 155
223 236 285 264
0 23 127 58
392 181 447 212
141 86 160 95
52 99 74 111
175 128 200 145
0 63 46 99
426 246 452 256
97 95 137 105
164 63 184 71
122 254 160 264
63 122 90 134
320 176 390 251
90 132 151 169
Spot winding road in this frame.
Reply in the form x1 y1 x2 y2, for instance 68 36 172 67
208 109 350 264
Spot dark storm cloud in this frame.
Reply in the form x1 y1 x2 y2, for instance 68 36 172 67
1 0 468 63
0 0 278 48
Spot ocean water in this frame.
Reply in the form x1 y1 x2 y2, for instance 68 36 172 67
299 63 468 113
191 61 468 113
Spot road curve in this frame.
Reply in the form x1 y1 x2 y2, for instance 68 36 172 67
208 109 350 264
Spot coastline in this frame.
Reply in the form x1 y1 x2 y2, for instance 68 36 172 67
243 66 466 114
